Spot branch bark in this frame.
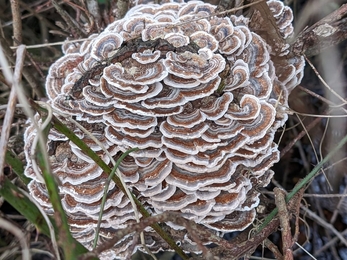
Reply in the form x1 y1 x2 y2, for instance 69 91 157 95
292 4 347 56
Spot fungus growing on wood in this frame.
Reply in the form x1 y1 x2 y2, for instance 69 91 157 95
24 0 304 258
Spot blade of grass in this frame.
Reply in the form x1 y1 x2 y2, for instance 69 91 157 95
34 119 91 260
30 101 189 260
0 178 93 257
19 187 61 260
5 150 29 184
0 178 52 236
257 132 347 232
93 147 138 248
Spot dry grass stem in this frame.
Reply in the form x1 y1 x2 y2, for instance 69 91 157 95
330 185 347 224
10 38 88 49
303 192 347 198
0 217 30 260
314 229 347 256
298 85 347 111
18 188 61 260
0 45 26 184
305 55 347 106
280 116 322 158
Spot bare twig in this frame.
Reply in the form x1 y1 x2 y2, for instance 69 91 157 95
10 38 87 49
2 1 57 28
274 188 293 260
298 85 347 111
10 0 22 46
280 116 322 158
18 1 59 32
12 37 45 79
305 55 347 106
264 239 283 260
300 205 347 246
51 0 87 38
314 229 347 256
331 185 347 224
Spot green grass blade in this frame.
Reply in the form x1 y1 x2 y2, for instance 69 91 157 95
5 149 30 185
0 178 53 236
0 178 93 257
33 116 97 259
93 147 138 248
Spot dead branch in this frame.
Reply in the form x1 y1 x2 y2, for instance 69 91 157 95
275 188 294 260
292 4 347 56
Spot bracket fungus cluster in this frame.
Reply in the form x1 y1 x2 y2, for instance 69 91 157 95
24 0 304 258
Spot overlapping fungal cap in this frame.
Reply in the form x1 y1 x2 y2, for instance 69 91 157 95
24 0 304 258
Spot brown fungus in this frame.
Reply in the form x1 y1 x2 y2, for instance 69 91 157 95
24 0 304 259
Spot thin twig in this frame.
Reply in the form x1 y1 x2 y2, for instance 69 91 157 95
330 185 347 224
299 205 347 246
1 1 59 28
51 0 87 38
18 1 59 32
280 116 322 158
305 55 347 106
303 193 347 198
314 229 347 256
10 0 22 45
9 38 87 49
274 188 293 260
298 85 347 112
263 239 283 259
